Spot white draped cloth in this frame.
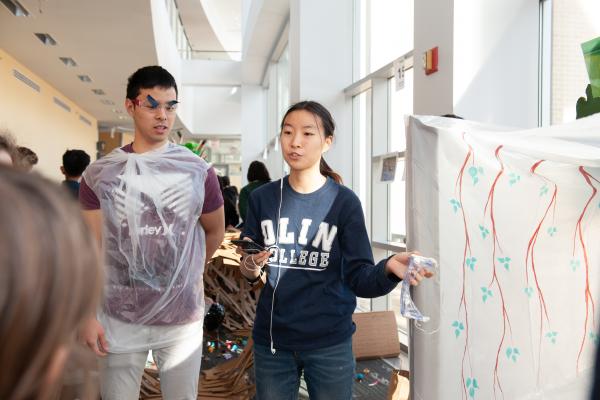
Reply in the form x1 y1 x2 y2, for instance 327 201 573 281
407 115 600 399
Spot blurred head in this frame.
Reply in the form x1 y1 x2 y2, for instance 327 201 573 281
0 132 17 166
125 66 178 146
16 146 38 172
247 161 271 182
61 149 91 179
280 101 342 183
221 175 230 187
0 166 103 400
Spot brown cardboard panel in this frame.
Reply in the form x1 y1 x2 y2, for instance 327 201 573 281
352 311 401 360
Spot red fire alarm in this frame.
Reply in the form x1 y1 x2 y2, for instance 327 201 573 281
424 46 439 75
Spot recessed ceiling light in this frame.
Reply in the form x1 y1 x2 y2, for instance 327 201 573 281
35 33 57 46
118 115 127 120
77 75 92 83
92 89 105 95
1 0 29 16
100 99 115 105
112 109 123 114
59 57 77 67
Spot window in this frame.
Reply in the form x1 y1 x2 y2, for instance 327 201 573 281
351 0 414 340
356 0 414 79
353 90 372 313
547 0 600 124
388 68 413 243
262 44 290 179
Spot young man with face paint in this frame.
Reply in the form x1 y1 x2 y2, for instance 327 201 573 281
78 66 225 399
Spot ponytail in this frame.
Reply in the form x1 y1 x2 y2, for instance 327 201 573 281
319 158 342 184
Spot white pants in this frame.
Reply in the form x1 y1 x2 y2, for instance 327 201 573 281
99 334 203 400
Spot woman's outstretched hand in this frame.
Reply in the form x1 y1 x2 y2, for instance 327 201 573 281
385 252 434 285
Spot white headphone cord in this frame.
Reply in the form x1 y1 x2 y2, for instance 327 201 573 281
270 177 284 355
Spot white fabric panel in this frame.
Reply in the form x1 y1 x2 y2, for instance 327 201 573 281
407 115 600 399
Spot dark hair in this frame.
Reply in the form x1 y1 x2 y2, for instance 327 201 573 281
280 101 342 184
441 113 464 119
0 166 103 399
62 149 91 177
126 66 178 100
221 175 231 187
16 146 38 170
247 161 271 182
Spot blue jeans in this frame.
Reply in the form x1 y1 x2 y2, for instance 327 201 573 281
253 337 355 400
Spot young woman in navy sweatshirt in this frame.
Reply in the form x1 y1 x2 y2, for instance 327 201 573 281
238 100 432 400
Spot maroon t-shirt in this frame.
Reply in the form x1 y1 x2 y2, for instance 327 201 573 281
79 143 223 213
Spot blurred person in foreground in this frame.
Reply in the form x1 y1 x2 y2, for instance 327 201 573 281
0 165 103 400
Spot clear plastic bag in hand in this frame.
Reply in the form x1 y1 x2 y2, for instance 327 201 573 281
400 255 437 322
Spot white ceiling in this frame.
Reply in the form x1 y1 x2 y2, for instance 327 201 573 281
0 0 286 130
0 0 159 129
179 0 241 58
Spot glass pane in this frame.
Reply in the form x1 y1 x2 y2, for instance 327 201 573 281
276 46 290 124
354 90 370 312
551 0 600 124
355 0 414 78
354 90 369 216
369 0 414 72
388 70 412 242
389 68 413 152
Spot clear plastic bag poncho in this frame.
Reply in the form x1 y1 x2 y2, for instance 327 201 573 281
83 143 208 334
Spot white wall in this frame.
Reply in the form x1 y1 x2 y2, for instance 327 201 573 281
413 0 454 117
182 59 241 85
0 48 97 181
453 0 539 128
414 0 539 128
241 84 267 185
191 86 241 135
181 58 242 136
289 0 354 185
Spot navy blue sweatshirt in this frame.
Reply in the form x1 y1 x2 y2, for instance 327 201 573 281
242 177 400 351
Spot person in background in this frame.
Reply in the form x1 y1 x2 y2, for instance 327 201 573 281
218 175 240 229
15 146 38 172
0 166 103 400
237 100 433 400
0 132 17 166
221 175 239 208
61 149 91 198
238 160 271 224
